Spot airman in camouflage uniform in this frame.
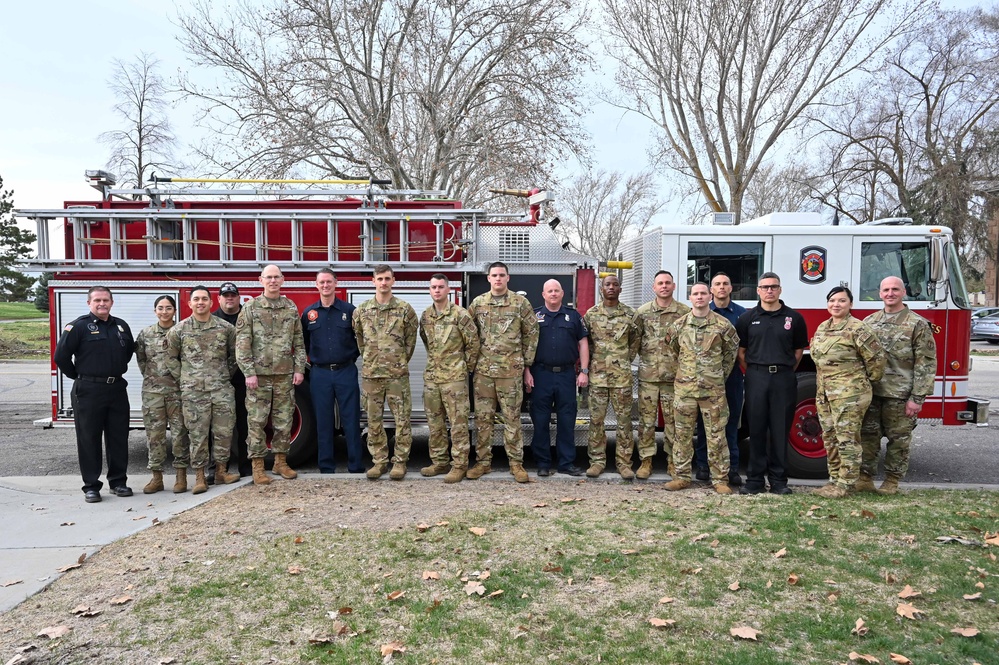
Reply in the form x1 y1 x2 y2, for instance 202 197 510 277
419 274 480 483
633 270 690 478
664 283 740 494
235 265 307 485
353 265 419 480
168 286 241 494
859 276 936 494
466 262 539 483
811 286 886 498
135 295 189 494
581 275 639 478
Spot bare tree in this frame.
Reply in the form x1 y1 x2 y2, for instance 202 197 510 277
742 161 817 220
175 0 591 205
98 53 178 189
601 0 930 223
556 169 666 259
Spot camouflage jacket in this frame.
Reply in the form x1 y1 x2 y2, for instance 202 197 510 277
235 295 306 377
582 303 639 388
167 316 237 392
420 301 480 383
633 299 691 383
811 316 886 400
353 296 418 379
668 311 739 398
135 323 180 394
467 291 539 379
863 306 936 403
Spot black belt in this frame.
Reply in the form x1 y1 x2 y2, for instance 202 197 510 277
78 375 123 384
748 364 793 374
534 363 575 373
316 362 351 371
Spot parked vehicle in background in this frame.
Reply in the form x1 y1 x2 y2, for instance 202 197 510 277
971 312 999 344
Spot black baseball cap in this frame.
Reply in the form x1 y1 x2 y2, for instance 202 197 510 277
219 282 239 295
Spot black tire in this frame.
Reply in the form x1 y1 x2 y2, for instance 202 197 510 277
989 340 999 345
786 372 829 479
287 383 317 468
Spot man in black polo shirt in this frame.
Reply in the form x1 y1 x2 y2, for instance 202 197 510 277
735 272 807 495
54 285 136 503
525 279 588 477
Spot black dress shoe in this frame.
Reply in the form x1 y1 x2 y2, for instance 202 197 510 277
695 467 710 481
537 468 552 477
109 486 133 497
84 490 102 503
561 465 586 477
770 485 793 495
738 485 765 495
728 471 743 486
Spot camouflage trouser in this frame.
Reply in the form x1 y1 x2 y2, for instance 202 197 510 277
425 379 471 468
587 386 633 468
860 395 917 478
141 390 189 470
183 386 235 469
247 374 295 458
637 381 675 463
363 376 413 466
817 390 872 488
673 393 729 485
473 375 524 465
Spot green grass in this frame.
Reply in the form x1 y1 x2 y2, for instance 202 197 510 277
0 301 45 320
0 319 49 358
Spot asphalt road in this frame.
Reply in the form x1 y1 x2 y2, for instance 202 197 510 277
1 349 997 482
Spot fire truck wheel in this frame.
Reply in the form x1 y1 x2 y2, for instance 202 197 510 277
786 372 829 479
286 383 317 468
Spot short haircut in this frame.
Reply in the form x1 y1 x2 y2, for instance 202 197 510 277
758 272 781 285
430 273 448 282
190 285 212 299
487 261 509 275
825 285 854 303
653 270 673 280
154 295 176 309
373 264 394 276
317 267 337 279
711 272 730 282
690 281 709 290
87 285 113 299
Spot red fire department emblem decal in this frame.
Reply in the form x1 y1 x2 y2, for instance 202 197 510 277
799 246 827 284
307 310 319 322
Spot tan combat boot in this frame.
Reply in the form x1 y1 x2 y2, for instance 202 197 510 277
252 458 272 486
618 464 635 480
855 472 877 493
636 458 654 480
421 463 450 477
192 467 209 495
466 462 492 480
510 463 529 483
143 470 164 494
714 483 732 495
664 478 691 491
389 462 408 480
216 462 240 485
173 468 188 493
272 453 298 480
443 466 466 484
667 461 677 478
366 463 389 480
877 475 901 495
813 484 847 498
586 464 604 478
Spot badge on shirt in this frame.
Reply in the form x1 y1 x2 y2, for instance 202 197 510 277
87 323 98 332
784 316 793 330
536 312 545 322
308 310 319 322
117 325 125 333
565 314 570 322
342 313 347 322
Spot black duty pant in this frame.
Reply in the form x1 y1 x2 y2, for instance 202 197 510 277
529 367 578 471
71 379 130 493
744 367 797 489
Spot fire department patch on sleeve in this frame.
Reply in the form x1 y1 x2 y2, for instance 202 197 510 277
307 310 319 322
799 246 827 284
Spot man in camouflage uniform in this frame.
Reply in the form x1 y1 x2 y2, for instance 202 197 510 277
859 276 936 494
582 274 639 478
167 286 241 494
665 283 740 494
353 265 418 480
466 261 539 483
235 264 307 486
419 274 480 483
633 270 690 478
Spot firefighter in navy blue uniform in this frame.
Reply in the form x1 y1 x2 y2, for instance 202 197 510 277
301 268 364 473
54 286 136 503
734 273 808 495
524 279 589 476
210 281 251 477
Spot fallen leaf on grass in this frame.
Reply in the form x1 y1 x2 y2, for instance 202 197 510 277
560 497 584 503
487 589 504 598
158 659 176 665
851 618 868 636
963 592 981 600
950 626 979 637
1 580 23 587
436 521 449 527
774 548 787 558
422 571 440 581
283 507 299 513
110 596 132 606
338 607 353 615
37 625 72 639
70 605 102 617
848 651 879 663
728 581 740 592
620 549 638 555
464 581 485 596
425 598 442 613
730 626 760 641
649 618 676 629
884 572 897 584
532 503 548 508
468 527 487 537
889 654 912 664
827 593 839 602
935 535 981 546
975 581 985 589
56 563 81 573
787 573 799 586
692 533 709 543
479 570 491 580
680 567 702 575
386 590 405 601
543 564 562 573
658 596 675 604
895 603 924 619
380 640 406 657
898 585 921 599
294 536 305 544
287 565 303 575
860 510 876 519
983 532 999 546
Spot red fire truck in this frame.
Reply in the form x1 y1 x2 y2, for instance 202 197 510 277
617 212 990 477
18 171 598 466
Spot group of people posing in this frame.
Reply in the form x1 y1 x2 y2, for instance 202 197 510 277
53 261 935 503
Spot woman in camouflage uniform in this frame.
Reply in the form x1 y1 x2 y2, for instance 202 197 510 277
134 295 189 494
811 286 885 498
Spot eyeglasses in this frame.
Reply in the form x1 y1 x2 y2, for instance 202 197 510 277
758 285 781 291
